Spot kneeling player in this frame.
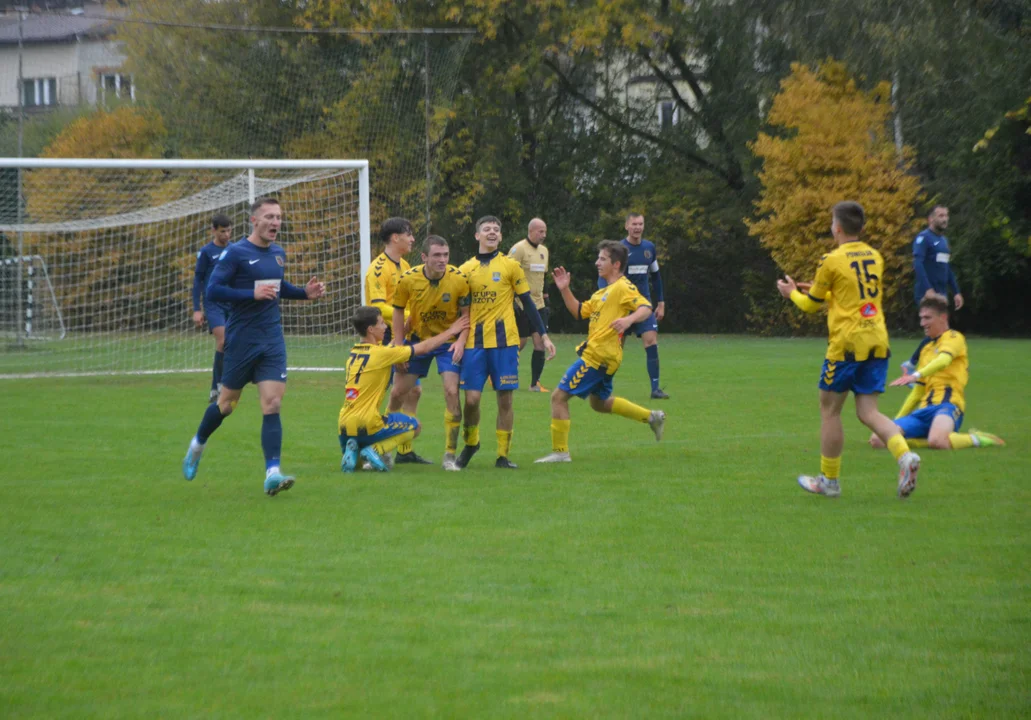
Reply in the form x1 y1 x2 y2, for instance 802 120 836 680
869 294 1005 451
339 307 469 472
536 241 666 463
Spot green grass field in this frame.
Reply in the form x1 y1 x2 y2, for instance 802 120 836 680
1 335 1028 718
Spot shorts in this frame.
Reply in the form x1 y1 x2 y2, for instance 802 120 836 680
818 357 888 395
406 342 460 378
895 403 964 439
338 412 419 449
515 303 550 338
221 339 287 389
557 358 614 401
460 346 519 392
204 301 230 330
629 309 658 337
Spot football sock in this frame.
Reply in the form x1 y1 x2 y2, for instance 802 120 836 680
610 397 651 423
444 411 461 453
645 345 660 392
212 350 224 391
820 455 841 481
531 350 545 386
905 438 929 448
397 440 414 455
886 433 911 461
551 419 570 453
464 424 480 448
373 429 415 457
949 433 975 449
496 429 513 459
261 413 282 471
196 401 226 443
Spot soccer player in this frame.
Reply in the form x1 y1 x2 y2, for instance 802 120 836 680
364 217 427 464
191 214 234 403
509 217 551 391
456 215 556 469
913 205 963 309
339 307 469 472
181 198 326 496
536 241 666 463
390 235 472 470
868 294 1004 450
598 213 669 399
777 201 921 499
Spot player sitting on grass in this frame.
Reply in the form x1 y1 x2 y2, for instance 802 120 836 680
339 306 469 472
536 241 666 463
869 293 1005 451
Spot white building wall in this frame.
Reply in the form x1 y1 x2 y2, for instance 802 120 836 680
0 39 127 109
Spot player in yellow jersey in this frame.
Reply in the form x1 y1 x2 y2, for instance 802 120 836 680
364 217 424 463
339 307 469 472
509 217 551 391
391 235 472 471
455 215 556 469
868 294 1004 451
777 201 921 499
535 241 666 463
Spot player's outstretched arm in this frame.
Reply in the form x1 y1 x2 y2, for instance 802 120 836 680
450 307 470 364
391 307 407 348
412 315 470 357
551 267 580 318
891 352 953 387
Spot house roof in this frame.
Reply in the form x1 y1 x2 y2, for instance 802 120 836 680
0 12 119 46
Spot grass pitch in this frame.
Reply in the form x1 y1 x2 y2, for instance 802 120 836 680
1 335 1028 718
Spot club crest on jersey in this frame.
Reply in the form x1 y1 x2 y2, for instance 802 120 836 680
345 388 359 401
860 302 878 317
441 293 451 303
276 256 284 267
644 250 652 259
492 272 501 282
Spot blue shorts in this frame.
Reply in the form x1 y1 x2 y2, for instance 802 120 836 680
338 412 419 450
221 339 287 389
460 346 519 392
557 358 614 400
204 301 229 330
406 343 460 378
818 357 888 395
630 310 658 337
895 403 964 439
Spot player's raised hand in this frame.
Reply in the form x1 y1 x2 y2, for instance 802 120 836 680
552 267 570 291
776 275 798 298
192 310 205 329
305 276 326 299
254 283 278 300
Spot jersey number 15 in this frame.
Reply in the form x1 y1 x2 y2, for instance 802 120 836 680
849 260 879 300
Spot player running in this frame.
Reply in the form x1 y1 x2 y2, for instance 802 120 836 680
340 307 469 472
191 213 234 403
391 235 472 470
777 201 921 499
536 241 666 463
509 217 551 392
869 293 1004 451
181 198 326 496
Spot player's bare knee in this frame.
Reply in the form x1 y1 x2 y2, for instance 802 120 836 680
410 384 423 401
217 399 235 416
588 395 609 413
929 435 951 450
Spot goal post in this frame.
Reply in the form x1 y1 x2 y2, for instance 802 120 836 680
0 158 371 378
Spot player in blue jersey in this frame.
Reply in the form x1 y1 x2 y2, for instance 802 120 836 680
181 198 326 497
598 213 669 399
913 206 963 309
191 214 234 403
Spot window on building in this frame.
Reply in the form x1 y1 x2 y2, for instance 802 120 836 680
21 77 58 107
101 73 134 102
658 100 679 129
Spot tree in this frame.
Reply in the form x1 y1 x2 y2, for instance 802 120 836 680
747 60 924 329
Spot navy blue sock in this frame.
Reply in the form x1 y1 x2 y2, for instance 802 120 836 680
262 413 282 471
212 350 224 391
196 401 226 444
531 350 545 386
646 345 660 392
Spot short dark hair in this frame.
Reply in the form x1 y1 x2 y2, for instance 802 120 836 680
250 197 279 215
929 204 948 216
422 234 449 254
352 306 383 336
475 215 501 233
832 201 865 236
598 240 628 272
211 213 232 229
379 217 413 245
626 212 644 223
919 293 949 316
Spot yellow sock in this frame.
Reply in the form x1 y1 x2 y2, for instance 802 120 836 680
444 411 461 454
373 429 416 457
496 429 513 459
464 424 480 447
820 455 841 480
906 438 929 448
551 419 571 453
397 440 413 455
886 433 911 460
609 396 651 423
949 433 975 450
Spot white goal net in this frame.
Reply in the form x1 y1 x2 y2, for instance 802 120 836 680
0 159 370 378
